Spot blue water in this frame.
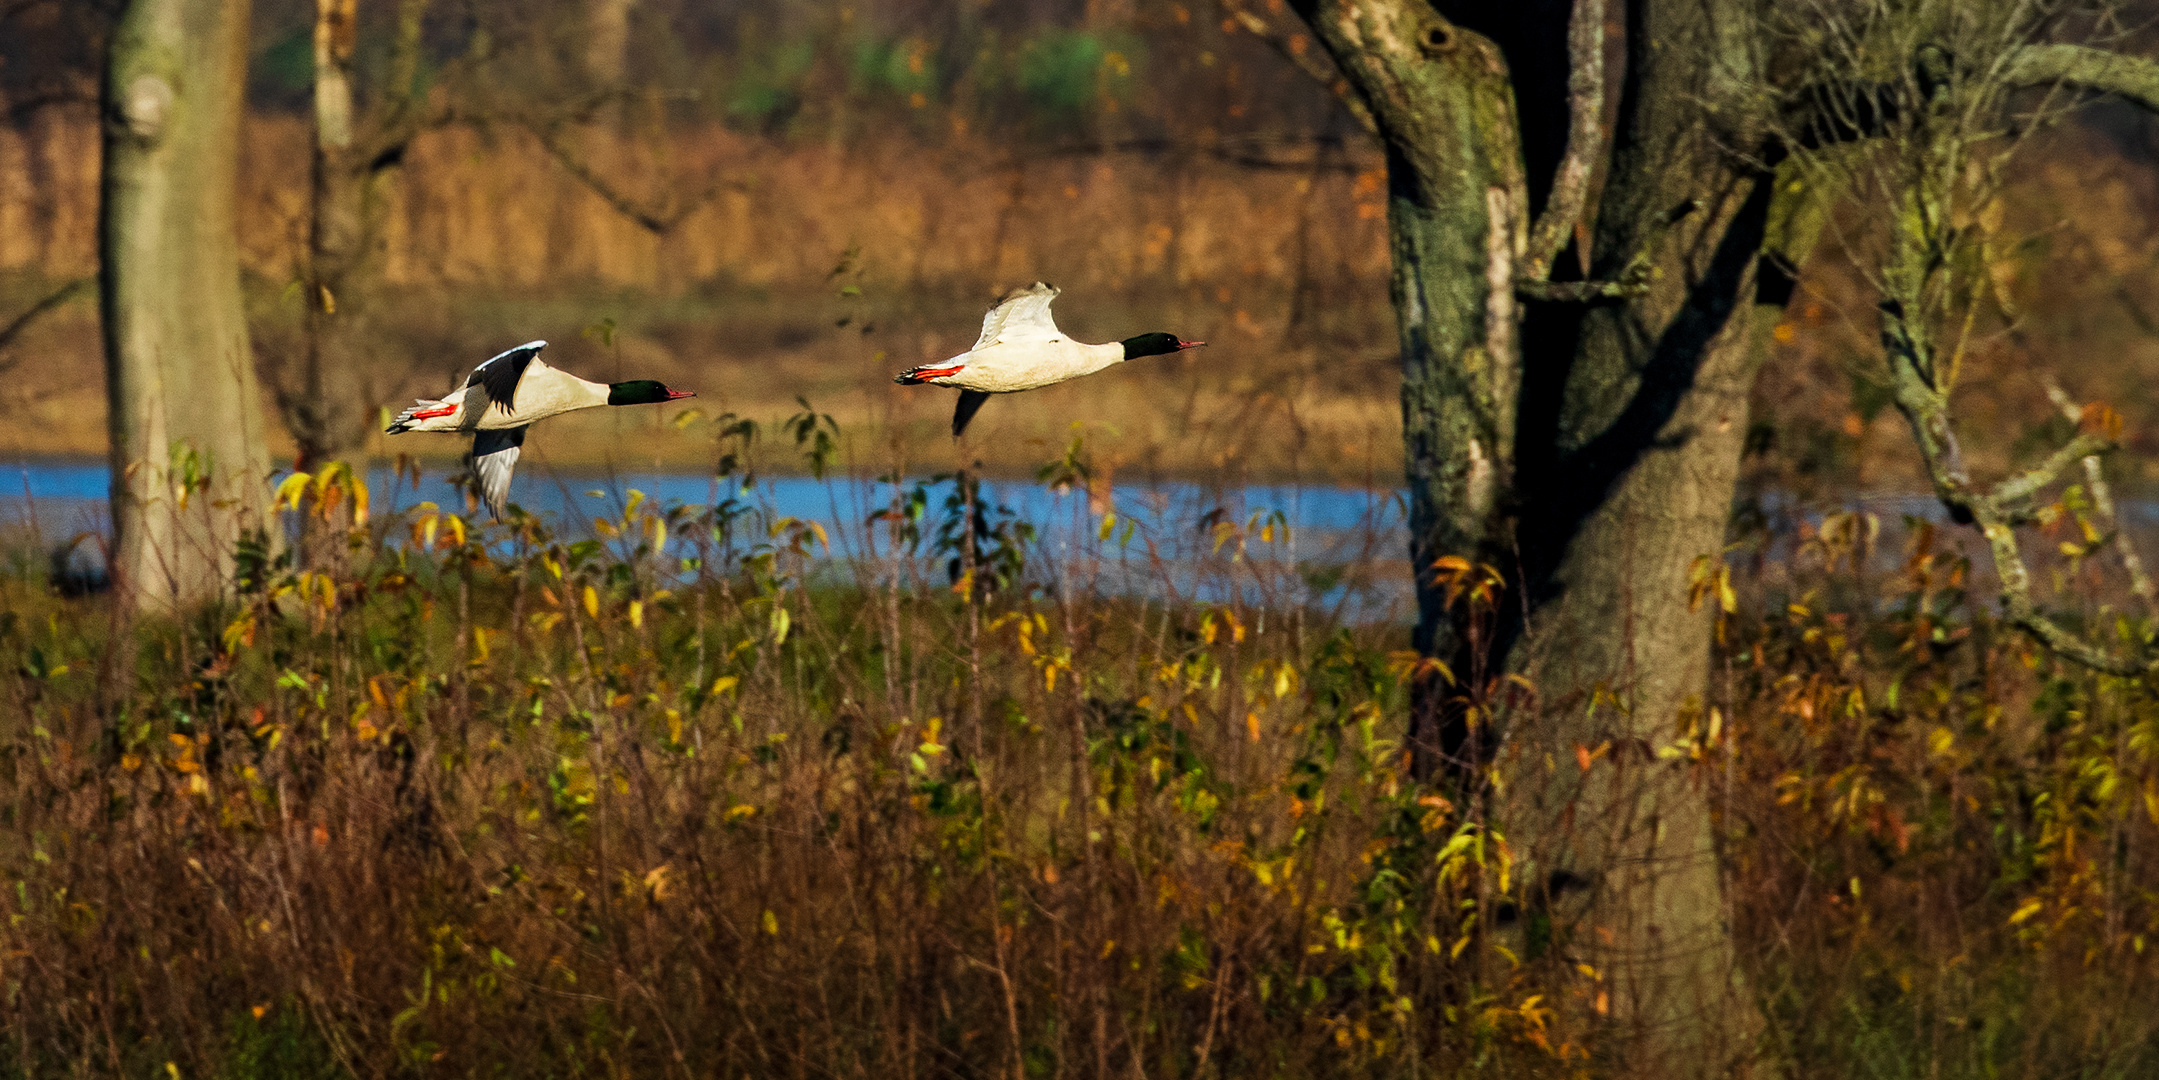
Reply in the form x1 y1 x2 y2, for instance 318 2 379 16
1 458 1418 619
0 458 1402 536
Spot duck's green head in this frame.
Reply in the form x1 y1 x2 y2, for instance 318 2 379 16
608 380 696 405
1121 333 1206 360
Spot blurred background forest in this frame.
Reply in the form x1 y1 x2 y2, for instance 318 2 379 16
4 0 2159 491
2 0 1405 482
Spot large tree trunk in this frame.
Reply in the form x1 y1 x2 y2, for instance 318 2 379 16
101 0 274 613
1498 3 1773 1071
1297 0 1780 1074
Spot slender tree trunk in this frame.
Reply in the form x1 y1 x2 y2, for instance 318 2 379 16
101 0 274 613
1291 0 1526 778
300 0 370 473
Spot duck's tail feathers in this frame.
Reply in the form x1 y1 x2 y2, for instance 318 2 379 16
386 399 447 434
893 362 967 385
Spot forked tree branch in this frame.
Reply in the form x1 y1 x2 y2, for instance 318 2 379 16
523 118 752 236
1522 0 1604 283
1516 198 1698 303
2045 377 2159 617
1880 296 2147 677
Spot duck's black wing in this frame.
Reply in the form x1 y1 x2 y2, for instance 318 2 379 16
467 340 546 419
471 426 529 520
952 390 991 438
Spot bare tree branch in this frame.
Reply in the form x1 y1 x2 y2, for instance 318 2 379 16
1522 0 1605 282
1516 198 1698 303
0 277 89 356
2045 377 2159 616
2002 43 2159 114
1219 1 1376 136
1881 295 2148 677
1995 431 2114 505
524 119 752 236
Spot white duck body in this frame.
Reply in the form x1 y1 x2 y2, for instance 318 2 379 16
908 284 1118 392
384 340 694 519
388 341 610 433
927 338 1126 393
894 283 1202 436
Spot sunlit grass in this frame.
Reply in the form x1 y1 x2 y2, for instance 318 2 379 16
0 472 2154 1078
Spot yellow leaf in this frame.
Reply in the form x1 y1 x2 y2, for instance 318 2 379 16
274 472 313 512
2010 898 2043 925
1245 711 1261 742
711 675 740 696
643 864 673 901
628 600 644 629
582 585 600 618
222 611 257 652
762 909 779 935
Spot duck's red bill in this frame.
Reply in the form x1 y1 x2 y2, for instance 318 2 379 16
1176 340 1206 350
666 388 697 400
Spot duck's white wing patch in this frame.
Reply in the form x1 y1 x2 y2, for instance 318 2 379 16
971 283 1062 350
471 426 528 519
466 340 547 418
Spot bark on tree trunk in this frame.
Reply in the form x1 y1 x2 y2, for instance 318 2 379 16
1290 0 1526 781
1500 1 1769 1071
101 0 275 613
1296 0 1785 1074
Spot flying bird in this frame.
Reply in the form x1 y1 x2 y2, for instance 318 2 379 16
385 340 694 519
893 283 1203 437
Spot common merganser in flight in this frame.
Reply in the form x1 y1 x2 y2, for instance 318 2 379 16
893 282 1203 437
385 340 693 519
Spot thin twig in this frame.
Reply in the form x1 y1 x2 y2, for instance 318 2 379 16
0 276 90 355
1523 0 1605 282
